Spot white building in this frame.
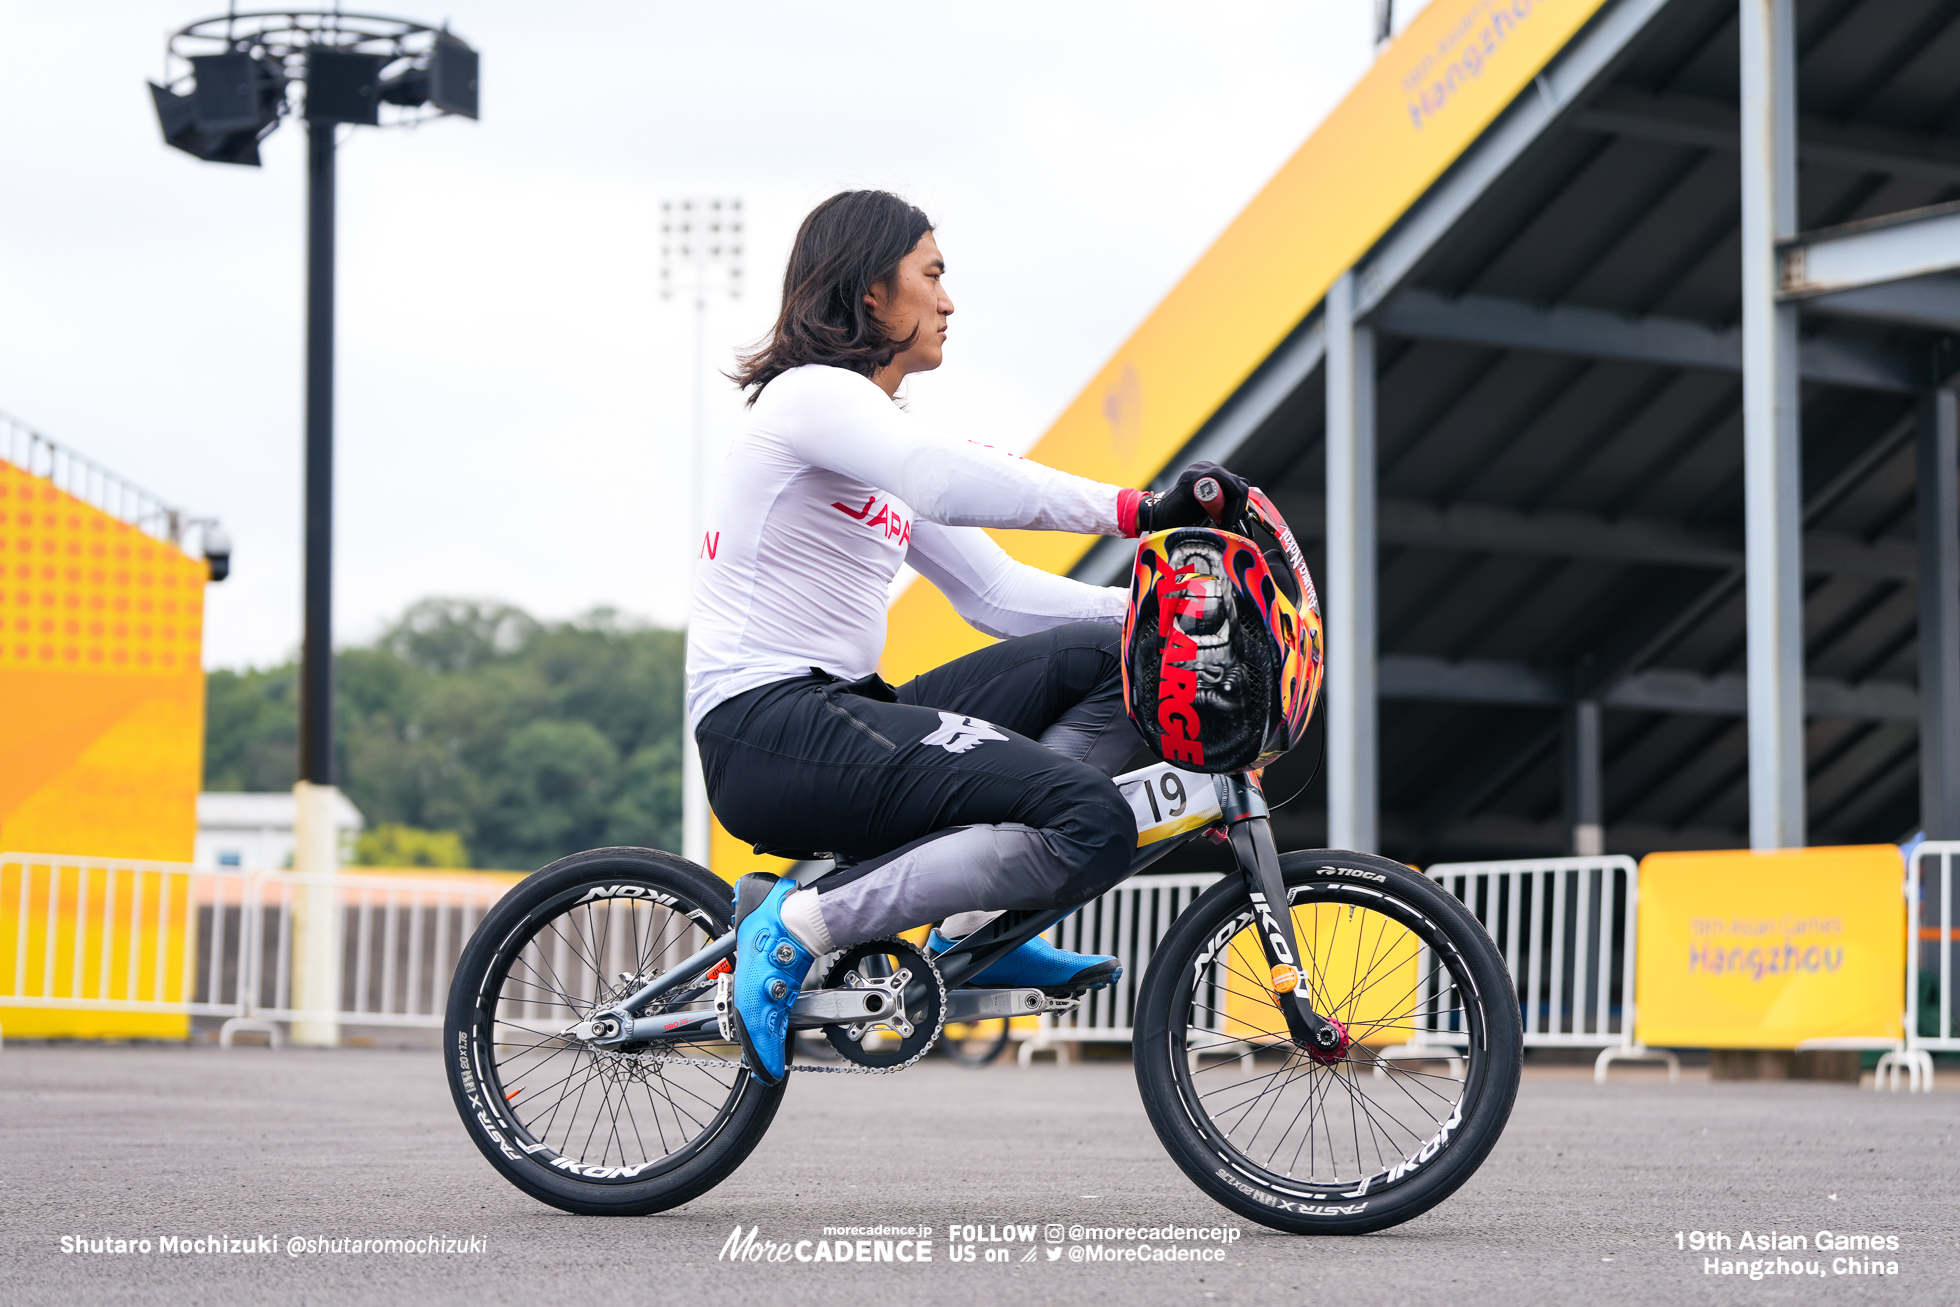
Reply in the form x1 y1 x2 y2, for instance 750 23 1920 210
195 792 365 870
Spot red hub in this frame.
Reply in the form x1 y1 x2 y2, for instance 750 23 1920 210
1304 1016 1351 1066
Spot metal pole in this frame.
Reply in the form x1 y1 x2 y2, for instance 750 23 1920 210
1920 387 1960 840
292 115 341 1048
681 275 711 868
300 116 335 787
1565 699 1604 856
1739 0 1805 850
1325 270 1378 853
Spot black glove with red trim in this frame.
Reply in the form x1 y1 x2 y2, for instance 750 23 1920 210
1127 461 1249 535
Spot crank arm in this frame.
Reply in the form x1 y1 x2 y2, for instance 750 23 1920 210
943 987 1050 1021
586 985 925 1047
787 986 900 1029
1218 777 1345 1056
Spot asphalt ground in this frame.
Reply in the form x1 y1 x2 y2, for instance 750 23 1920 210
1 1044 1955 1306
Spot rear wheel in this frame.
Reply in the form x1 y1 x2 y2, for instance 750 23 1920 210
444 847 782 1216
1133 850 1521 1234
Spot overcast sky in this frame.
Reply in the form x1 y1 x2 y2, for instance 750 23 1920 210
0 1 1429 669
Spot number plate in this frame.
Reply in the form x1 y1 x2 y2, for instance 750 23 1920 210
1114 762 1221 845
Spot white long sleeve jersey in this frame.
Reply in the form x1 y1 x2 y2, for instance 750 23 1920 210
685 365 1129 731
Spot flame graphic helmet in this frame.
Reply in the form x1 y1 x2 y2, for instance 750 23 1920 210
1120 488 1324 774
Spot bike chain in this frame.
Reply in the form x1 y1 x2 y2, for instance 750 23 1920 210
633 984 1096 1076
611 988 1089 1077
627 1053 917 1076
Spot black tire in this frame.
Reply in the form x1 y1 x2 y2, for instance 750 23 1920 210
1133 849 1522 1235
444 847 785 1216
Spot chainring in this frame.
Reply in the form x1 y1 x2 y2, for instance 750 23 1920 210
818 937 945 1069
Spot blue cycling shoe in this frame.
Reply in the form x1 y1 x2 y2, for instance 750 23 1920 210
730 874 814 1086
927 929 1122 995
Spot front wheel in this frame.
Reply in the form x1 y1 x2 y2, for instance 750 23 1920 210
444 847 783 1216
1133 849 1522 1234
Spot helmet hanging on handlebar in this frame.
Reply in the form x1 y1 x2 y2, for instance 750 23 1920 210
1120 488 1324 774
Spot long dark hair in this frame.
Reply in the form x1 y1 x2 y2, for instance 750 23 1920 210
732 190 934 402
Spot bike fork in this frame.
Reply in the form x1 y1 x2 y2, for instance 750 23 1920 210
1216 773 1344 1055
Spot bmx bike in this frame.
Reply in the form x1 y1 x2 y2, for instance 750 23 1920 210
443 773 1522 1234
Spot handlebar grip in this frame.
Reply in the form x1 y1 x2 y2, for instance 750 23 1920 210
1194 476 1226 523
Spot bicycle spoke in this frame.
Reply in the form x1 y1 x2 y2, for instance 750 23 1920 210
509 951 582 1012
474 885 748 1176
494 1035 582 1085
535 1050 604 1146
1178 888 1478 1193
638 1075 675 1157
1263 1061 1325 1170
507 1054 599 1124
545 916 602 990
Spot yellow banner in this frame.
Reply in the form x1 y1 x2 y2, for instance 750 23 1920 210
1 460 209 1037
1635 846 1907 1049
0 857 194 1040
883 0 1616 681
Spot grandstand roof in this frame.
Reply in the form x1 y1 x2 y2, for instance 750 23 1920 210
1148 0 1960 862
890 0 1960 866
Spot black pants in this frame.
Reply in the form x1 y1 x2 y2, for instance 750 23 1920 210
696 623 1142 948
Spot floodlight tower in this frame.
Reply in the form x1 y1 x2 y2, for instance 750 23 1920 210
152 11 479 1045
660 198 743 870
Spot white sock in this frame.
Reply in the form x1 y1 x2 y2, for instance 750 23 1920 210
780 888 833 955
938 910 1003 940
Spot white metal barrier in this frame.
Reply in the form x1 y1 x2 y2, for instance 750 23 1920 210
1900 842 1959 1091
0 854 514 1046
1425 856 1678 1083
1 854 254 1024
1014 859 1668 1077
13 847 1937 1087
238 869 510 1038
1018 872 1223 1066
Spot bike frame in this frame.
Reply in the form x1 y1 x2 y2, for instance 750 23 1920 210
589 770 1339 1052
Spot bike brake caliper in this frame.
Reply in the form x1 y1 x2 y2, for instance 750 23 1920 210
713 973 737 1044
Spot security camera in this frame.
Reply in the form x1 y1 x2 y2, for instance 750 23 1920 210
203 524 232 582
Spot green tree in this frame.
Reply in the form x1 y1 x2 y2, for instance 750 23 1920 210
203 599 686 870
203 662 300 792
354 823 470 868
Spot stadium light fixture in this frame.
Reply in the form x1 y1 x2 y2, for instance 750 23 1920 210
150 11 480 792
152 13 478 1047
